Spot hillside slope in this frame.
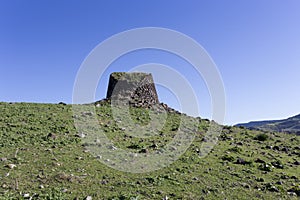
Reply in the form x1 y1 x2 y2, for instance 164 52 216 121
0 102 299 199
236 114 300 135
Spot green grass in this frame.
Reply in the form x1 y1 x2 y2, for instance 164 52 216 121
0 102 299 199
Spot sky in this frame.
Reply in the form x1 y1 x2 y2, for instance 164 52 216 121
0 0 300 125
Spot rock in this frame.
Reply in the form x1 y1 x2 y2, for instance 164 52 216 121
268 185 279 192
6 164 16 169
293 161 300 165
139 148 148 153
95 138 101 143
235 158 245 164
108 145 117 151
150 143 158 149
0 157 7 162
271 160 284 169
281 174 289 179
236 142 243 146
100 180 108 185
287 192 297 196
76 132 86 138
130 153 138 158
170 146 177 151
241 183 250 189
62 188 68 193
73 115 79 119
85 196 92 200
288 186 300 196
81 112 93 116
47 133 57 139
256 177 265 182
276 181 283 185
23 193 30 198
273 146 280 151
291 175 298 180
202 189 211 194
258 163 273 172
281 147 289 153
255 158 266 164
235 157 251 165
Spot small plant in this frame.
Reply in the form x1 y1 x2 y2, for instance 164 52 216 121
221 154 235 162
254 133 269 141
127 143 143 149
228 146 242 153
255 177 265 182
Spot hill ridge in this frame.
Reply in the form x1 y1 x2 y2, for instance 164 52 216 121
236 114 300 135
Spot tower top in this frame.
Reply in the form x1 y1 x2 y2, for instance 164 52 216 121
106 72 159 107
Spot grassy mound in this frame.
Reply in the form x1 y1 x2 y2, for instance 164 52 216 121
0 102 299 199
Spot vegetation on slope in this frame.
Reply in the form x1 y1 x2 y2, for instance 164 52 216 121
0 102 299 199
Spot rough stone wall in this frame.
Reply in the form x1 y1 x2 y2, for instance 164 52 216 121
106 72 159 107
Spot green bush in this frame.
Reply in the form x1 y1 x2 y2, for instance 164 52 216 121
221 154 235 162
254 133 269 141
228 146 242 153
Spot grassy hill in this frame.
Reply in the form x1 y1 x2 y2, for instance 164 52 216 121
236 114 300 135
0 102 299 199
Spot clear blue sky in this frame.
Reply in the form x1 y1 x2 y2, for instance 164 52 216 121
1 0 300 125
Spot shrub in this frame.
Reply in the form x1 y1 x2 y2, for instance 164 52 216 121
221 154 235 162
228 146 243 153
254 133 269 141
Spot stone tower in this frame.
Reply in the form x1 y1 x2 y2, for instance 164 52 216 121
106 72 159 107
